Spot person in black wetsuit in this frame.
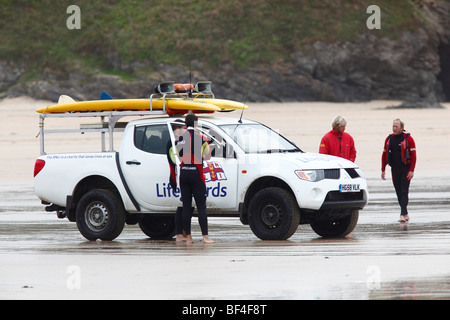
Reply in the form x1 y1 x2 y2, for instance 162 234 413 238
175 114 214 243
381 118 417 222
166 119 191 242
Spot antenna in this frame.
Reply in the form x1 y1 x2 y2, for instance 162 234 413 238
188 62 193 114
238 92 248 123
188 61 193 99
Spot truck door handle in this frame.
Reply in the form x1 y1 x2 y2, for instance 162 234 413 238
126 160 141 165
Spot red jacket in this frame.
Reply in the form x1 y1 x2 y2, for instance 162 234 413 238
319 130 356 162
381 132 416 173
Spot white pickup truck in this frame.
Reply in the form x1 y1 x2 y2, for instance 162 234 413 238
34 104 368 241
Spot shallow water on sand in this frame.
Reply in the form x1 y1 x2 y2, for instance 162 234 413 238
1 177 450 300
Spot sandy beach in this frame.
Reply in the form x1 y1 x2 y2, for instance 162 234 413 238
1 96 449 183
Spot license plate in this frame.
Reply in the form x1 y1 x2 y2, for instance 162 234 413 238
339 184 360 192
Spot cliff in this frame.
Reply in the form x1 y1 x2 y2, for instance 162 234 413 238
1 0 449 104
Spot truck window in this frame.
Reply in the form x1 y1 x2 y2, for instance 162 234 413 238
220 123 300 154
134 124 170 155
197 126 230 158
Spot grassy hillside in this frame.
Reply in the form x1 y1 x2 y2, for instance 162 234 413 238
1 0 423 76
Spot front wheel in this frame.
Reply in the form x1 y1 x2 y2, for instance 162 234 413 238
248 187 300 240
76 189 126 241
310 209 359 238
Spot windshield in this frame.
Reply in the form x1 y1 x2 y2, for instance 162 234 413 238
220 123 301 154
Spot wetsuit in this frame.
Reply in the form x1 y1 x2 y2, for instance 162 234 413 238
175 127 211 235
382 132 417 216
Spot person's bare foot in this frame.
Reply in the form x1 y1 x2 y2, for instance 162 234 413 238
186 235 195 244
176 234 188 242
202 235 215 243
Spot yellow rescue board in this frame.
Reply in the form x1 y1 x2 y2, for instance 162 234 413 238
36 98 221 114
198 98 248 110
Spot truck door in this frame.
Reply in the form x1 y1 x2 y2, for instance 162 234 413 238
120 123 181 212
197 125 239 212
120 122 239 213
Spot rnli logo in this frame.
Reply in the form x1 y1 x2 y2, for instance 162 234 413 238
156 161 228 198
203 161 227 183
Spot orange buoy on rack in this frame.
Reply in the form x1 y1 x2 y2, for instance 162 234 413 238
174 83 195 93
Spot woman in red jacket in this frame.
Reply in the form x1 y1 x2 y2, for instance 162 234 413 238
381 118 417 222
319 115 357 162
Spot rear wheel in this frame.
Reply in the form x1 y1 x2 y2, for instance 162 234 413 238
248 187 300 240
310 209 359 238
76 189 126 241
139 216 176 240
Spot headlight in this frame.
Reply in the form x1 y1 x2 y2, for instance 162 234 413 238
295 170 324 182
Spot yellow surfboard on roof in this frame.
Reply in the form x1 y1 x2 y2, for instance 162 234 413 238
198 98 248 111
35 81 248 114
36 98 221 114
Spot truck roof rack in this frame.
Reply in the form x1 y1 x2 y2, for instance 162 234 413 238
37 80 219 155
38 110 167 155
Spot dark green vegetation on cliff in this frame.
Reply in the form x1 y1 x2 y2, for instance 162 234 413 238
1 0 449 103
1 0 422 72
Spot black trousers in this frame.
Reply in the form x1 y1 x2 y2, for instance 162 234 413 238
175 206 194 234
391 165 411 215
179 165 208 235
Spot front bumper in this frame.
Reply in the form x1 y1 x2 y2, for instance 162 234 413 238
294 175 369 211
319 190 367 210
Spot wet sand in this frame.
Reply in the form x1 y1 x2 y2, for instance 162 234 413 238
1 97 450 300
1 180 450 300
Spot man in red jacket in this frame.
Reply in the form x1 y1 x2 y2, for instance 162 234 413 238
319 115 357 162
381 118 416 222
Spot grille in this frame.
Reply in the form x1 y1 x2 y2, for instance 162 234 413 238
323 168 360 180
344 168 360 178
324 169 340 179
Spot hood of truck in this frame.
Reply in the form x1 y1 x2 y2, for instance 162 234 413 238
275 152 358 170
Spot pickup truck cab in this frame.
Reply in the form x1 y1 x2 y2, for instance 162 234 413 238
34 97 368 241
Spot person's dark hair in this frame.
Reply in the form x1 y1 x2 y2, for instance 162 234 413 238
185 114 198 128
172 119 185 129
